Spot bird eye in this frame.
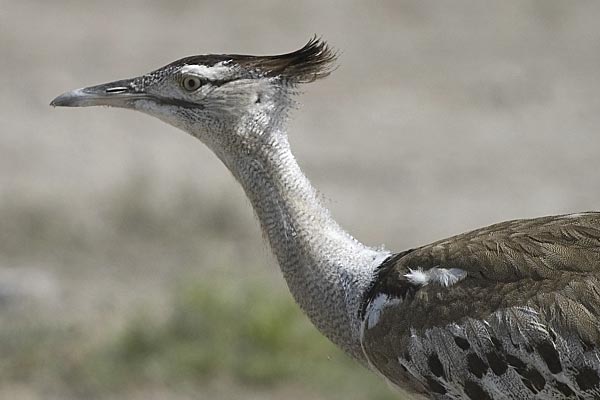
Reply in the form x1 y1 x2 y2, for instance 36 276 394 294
181 76 202 91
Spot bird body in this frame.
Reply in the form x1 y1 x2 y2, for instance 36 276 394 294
362 213 600 399
52 39 600 399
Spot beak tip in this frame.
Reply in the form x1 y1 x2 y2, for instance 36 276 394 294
50 90 84 107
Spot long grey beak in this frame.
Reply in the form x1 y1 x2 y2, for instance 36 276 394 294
50 79 145 108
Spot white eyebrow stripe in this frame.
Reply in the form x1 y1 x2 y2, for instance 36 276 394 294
180 64 233 80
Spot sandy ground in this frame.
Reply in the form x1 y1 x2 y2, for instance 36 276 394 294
2 1 600 398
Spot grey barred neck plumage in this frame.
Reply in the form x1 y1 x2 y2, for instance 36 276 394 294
52 39 600 399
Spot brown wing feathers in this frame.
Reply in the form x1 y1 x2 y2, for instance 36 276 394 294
362 212 600 398
402 213 600 282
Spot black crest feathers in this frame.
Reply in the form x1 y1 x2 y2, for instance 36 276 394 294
168 37 337 84
246 36 338 83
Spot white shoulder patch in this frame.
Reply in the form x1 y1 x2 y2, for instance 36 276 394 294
405 267 467 287
365 293 400 330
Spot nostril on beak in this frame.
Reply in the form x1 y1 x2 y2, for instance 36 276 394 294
105 87 129 94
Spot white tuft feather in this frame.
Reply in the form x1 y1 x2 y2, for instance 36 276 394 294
405 268 429 286
405 267 467 287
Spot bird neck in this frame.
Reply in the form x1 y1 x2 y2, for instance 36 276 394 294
218 130 389 361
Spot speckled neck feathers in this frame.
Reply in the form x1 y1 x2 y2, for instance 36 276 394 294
217 122 389 361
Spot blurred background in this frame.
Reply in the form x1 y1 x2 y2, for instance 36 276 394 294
2 1 600 399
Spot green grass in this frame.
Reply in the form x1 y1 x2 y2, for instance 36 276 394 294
0 281 400 399
74 280 397 399
0 178 400 399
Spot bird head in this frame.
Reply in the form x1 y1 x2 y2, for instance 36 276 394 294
51 38 336 159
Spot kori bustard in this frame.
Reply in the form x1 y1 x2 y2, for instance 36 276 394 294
52 39 600 399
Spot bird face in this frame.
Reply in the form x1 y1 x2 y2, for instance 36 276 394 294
51 39 336 155
52 59 268 126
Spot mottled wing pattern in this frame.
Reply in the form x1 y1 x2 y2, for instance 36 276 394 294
361 212 600 399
